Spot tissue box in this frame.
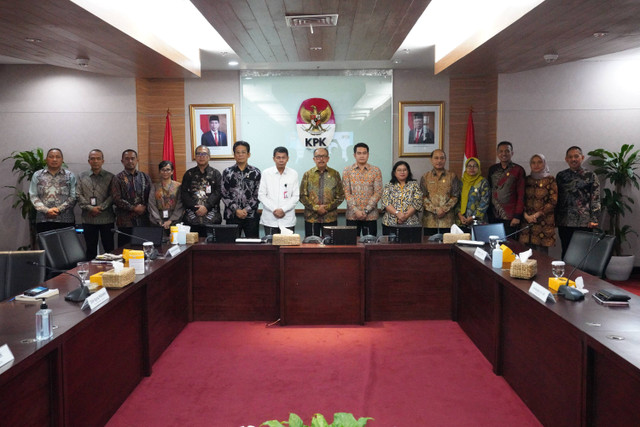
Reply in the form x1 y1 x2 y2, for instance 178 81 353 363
272 234 301 246
102 267 136 289
510 259 537 279
186 232 199 244
443 233 470 244
548 277 575 292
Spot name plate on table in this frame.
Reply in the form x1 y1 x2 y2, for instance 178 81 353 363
165 245 181 258
474 247 488 261
81 288 110 311
0 344 15 368
529 281 556 304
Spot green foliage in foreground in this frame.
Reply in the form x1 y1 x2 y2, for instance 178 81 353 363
261 412 373 427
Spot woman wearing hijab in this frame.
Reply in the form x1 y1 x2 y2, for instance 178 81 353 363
519 154 558 253
457 157 490 230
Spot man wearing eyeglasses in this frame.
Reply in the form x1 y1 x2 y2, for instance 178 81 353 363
180 145 222 236
300 147 345 237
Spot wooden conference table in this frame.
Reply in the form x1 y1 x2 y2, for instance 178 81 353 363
0 240 638 426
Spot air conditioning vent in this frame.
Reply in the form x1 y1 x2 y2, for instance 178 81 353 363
286 14 338 28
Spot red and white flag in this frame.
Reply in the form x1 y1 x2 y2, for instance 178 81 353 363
463 109 477 174
163 110 176 180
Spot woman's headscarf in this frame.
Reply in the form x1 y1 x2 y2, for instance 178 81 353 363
530 153 551 179
460 157 483 215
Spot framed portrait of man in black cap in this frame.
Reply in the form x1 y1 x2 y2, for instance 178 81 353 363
189 104 236 159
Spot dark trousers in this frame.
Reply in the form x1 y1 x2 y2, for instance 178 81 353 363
36 222 74 234
304 221 337 237
83 223 114 260
346 219 378 236
226 217 260 238
264 225 295 235
558 226 591 259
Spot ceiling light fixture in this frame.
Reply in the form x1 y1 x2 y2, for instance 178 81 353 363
310 47 322 51
543 53 558 63
228 60 239 66
399 0 545 73
76 57 90 67
593 31 609 38
24 38 42 43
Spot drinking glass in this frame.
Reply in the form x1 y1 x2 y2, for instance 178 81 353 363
77 261 89 284
143 242 154 264
551 261 565 278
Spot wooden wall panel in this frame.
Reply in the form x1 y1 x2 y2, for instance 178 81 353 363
135 79 186 182
448 76 498 177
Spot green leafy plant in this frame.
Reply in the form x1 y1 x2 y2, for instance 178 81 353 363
588 144 640 255
261 412 372 427
2 148 47 248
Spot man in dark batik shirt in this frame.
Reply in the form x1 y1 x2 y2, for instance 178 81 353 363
111 149 151 246
221 141 261 238
556 145 601 258
181 145 222 237
488 141 526 236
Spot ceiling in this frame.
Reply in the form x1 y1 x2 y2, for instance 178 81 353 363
1 0 640 78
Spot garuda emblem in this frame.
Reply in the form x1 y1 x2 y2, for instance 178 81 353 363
299 104 332 135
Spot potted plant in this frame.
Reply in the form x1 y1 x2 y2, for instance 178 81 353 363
261 412 372 427
2 148 47 249
588 144 640 280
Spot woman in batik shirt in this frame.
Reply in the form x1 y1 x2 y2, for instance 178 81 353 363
519 154 558 253
381 161 423 235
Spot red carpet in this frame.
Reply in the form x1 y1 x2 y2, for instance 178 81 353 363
107 321 540 427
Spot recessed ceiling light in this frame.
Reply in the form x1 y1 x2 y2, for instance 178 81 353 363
228 60 239 66
393 59 402 64
24 38 42 43
310 47 322 51
593 31 609 38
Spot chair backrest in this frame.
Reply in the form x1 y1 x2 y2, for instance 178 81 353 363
0 250 46 300
37 227 86 272
563 231 615 278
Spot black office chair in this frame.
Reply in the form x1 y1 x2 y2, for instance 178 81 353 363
563 231 615 278
0 250 46 300
37 227 87 276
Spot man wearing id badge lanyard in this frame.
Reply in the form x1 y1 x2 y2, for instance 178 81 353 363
77 149 115 259
258 146 299 235
111 149 151 246
181 145 222 237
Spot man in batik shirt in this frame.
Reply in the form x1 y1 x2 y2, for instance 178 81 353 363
300 147 345 237
29 147 77 233
342 142 382 236
111 149 151 246
488 141 526 236
556 145 601 257
221 141 261 238
181 145 222 237
420 149 461 236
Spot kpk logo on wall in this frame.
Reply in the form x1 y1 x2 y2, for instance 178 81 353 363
297 98 335 149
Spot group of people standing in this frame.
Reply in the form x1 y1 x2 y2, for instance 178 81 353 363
422 141 600 257
28 140 600 260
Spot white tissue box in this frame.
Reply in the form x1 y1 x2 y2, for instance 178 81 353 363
443 233 471 244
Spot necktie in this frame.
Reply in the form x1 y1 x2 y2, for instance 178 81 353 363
214 132 218 146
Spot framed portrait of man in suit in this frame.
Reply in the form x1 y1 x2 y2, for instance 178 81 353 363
189 104 236 159
398 101 444 157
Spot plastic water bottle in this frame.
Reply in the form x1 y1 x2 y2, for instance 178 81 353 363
36 299 53 341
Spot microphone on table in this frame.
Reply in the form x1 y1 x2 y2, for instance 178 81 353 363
27 261 89 302
501 223 534 242
558 229 607 301
110 229 158 260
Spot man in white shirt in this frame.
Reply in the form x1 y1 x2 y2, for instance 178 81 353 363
258 146 300 235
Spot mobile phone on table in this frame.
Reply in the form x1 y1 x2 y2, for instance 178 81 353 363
24 286 48 297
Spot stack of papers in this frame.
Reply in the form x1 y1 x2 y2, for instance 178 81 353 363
14 289 59 302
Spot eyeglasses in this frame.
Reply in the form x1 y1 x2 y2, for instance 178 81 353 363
160 168 173 172
195 152 209 157
314 155 328 159
466 164 478 169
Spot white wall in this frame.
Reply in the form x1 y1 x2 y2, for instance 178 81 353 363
498 57 640 261
0 65 137 250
